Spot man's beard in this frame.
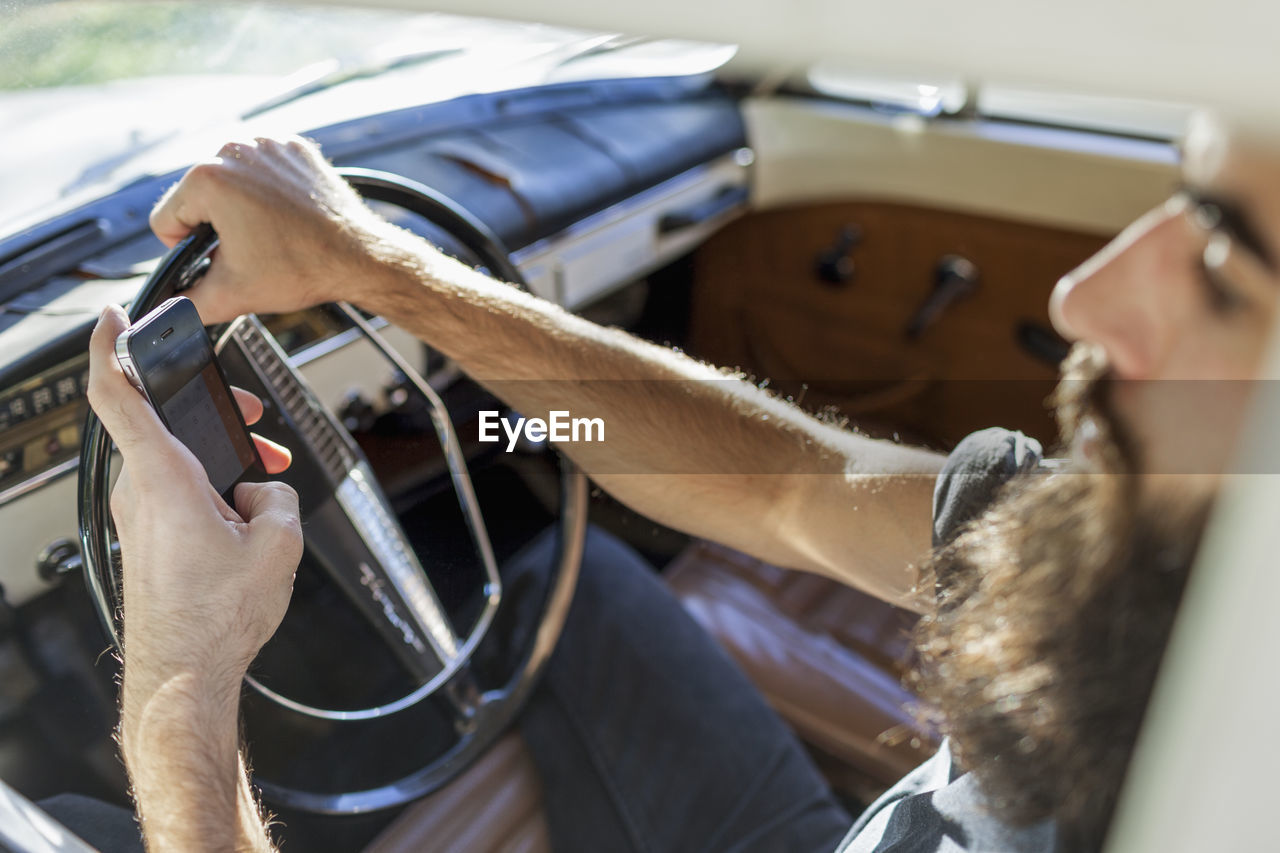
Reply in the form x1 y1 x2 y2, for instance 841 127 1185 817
910 343 1210 851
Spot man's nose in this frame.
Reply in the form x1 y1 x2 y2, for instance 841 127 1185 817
1048 202 1184 380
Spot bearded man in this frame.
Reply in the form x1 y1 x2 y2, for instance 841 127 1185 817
76 112 1279 853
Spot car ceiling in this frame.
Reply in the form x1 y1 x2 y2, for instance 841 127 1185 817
301 0 1280 131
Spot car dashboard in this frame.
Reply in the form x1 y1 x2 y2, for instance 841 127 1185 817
0 74 751 611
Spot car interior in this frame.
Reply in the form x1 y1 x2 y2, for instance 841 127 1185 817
0 3 1194 851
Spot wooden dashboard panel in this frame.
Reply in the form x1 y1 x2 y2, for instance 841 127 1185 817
688 201 1110 451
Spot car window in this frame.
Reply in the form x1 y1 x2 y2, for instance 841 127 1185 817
0 1 551 89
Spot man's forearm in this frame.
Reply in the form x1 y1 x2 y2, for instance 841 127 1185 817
121 670 274 852
360 237 830 469
354 231 942 604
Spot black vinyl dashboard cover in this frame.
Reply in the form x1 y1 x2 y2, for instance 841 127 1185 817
0 78 745 387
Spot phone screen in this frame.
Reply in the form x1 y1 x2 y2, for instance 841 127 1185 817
124 298 260 499
158 357 259 497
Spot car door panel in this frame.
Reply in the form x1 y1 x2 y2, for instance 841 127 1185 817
689 200 1110 448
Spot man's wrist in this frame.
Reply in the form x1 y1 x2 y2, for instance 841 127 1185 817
349 222 445 315
373 212 438 272
121 665 243 748
121 628 253 695
119 668 252 850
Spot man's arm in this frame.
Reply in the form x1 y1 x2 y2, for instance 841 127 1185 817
119 672 270 851
87 306 302 851
157 137 942 610
359 248 944 609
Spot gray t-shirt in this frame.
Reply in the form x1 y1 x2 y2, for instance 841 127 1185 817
837 427 1053 853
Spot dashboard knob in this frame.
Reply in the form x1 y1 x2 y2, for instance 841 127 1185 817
338 391 377 433
36 538 81 582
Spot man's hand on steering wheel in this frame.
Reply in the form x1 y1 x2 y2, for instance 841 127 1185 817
150 135 409 324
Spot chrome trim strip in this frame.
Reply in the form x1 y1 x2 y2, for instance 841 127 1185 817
0 457 77 507
0 777 96 853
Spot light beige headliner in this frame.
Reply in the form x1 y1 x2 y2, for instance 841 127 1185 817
745 98 1179 235
301 0 1280 133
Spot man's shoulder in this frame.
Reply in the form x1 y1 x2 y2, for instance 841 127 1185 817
931 427 1044 548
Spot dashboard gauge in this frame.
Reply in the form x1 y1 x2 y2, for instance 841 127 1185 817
0 356 89 503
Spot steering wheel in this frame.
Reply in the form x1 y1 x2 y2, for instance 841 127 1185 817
77 169 588 813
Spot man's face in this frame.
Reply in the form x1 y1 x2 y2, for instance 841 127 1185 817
911 121 1280 847
1048 117 1280 486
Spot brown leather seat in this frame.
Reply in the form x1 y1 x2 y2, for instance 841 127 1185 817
664 541 936 793
366 541 934 851
363 733 550 853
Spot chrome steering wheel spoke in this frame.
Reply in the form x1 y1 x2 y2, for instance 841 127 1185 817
216 315 497 717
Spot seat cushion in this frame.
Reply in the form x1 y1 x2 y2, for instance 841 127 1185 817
362 732 549 853
664 541 937 791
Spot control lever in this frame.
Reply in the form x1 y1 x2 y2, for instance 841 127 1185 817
905 255 980 339
814 224 862 286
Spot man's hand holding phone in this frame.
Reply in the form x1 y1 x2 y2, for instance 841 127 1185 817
90 304 301 850
87 303 302 692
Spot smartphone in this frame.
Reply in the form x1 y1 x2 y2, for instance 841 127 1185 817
114 296 263 503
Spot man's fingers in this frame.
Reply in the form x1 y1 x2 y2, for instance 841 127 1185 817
233 481 304 562
87 307 213 504
152 166 244 324
86 305 174 456
150 147 255 323
232 387 264 425
252 433 293 474
149 159 222 249
149 176 202 249
231 388 293 472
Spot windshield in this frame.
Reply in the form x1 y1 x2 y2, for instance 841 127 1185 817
0 1 734 232
0 2 473 88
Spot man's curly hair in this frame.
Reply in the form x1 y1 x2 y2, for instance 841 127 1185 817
909 346 1208 851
